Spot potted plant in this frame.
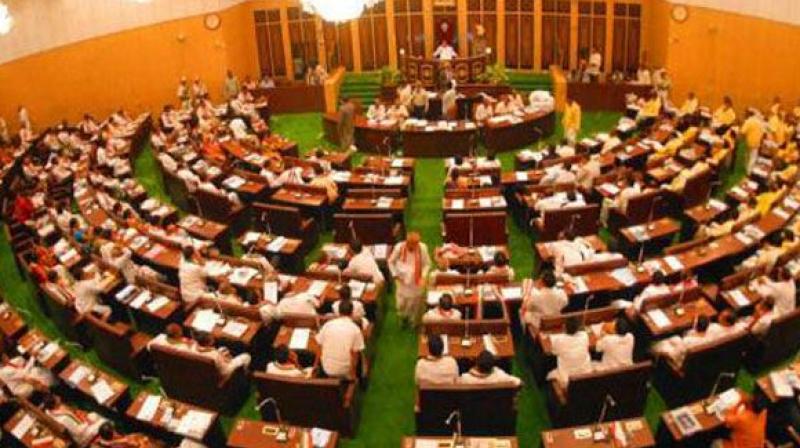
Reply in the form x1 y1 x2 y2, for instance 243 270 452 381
478 63 509 85
380 66 403 87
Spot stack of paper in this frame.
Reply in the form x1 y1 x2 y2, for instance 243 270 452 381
729 290 750 307
176 410 213 439
647 309 671 328
91 379 116 404
192 309 220 333
229 267 258 286
137 395 161 421
451 199 465 210
266 236 287 253
147 296 170 313
289 328 311 350
222 176 246 190
222 320 249 339
483 335 498 355
308 280 327 297
611 268 637 287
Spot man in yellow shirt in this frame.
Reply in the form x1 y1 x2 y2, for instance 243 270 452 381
712 96 736 134
739 108 764 174
562 98 582 145
754 184 785 217
637 92 661 129
767 111 788 146
679 92 699 117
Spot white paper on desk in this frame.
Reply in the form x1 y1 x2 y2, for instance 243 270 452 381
147 296 170 312
229 267 258 287
501 286 522 301
385 176 403 185
222 320 248 339
427 290 444 306
664 256 684 272
730 187 747 198
130 235 148 249
192 309 219 333
377 197 393 209
611 268 637 287
37 342 59 363
734 232 753 246
477 197 493 209
413 440 440 448
308 280 327 297
115 284 137 301
311 428 333 447
391 159 404 168
451 199 464 210
264 281 279 305
785 197 800 210
54 239 69 255
483 335 498 355
730 290 750 307
91 379 115 404
242 232 261 246
570 277 589 294
770 372 794 398
515 171 528 182
68 365 90 386
774 208 790 220
266 236 287 253
709 199 727 211
601 183 620 196
176 410 213 439
441 335 449 355
137 395 161 421
289 328 310 350
59 248 79 264
369 244 388 259
205 260 231 277
223 176 246 190
647 309 671 329
130 290 151 309
11 413 35 440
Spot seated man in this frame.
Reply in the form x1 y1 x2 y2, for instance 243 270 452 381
534 190 585 213
547 316 593 388
520 270 568 331
755 267 796 315
74 270 112 320
276 291 320 317
486 252 515 281
540 163 576 185
43 394 107 448
423 294 462 322
594 317 635 370
147 323 196 352
0 356 55 400
415 334 459 385
651 315 725 366
95 422 154 448
267 344 312 377
748 297 778 337
195 332 251 377
316 300 365 380
459 351 521 385
711 394 767 448
332 285 369 329
178 246 212 304
344 239 384 286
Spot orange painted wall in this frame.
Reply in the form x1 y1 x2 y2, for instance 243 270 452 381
652 2 800 113
0 3 259 128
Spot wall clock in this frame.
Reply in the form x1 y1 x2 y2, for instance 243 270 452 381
671 5 689 23
204 13 221 31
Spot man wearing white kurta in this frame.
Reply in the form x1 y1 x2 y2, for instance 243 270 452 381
345 240 385 286
178 246 210 304
388 232 431 326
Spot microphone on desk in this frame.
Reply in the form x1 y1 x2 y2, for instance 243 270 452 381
592 394 617 441
446 410 465 448
705 371 737 414
260 212 272 237
674 272 690 316
348 220 358 242
646 196 662 232
461 306 473 348
581 294 596 328
635 240 647 274
567 214 581 237
256 397 289 442
705 181 723 209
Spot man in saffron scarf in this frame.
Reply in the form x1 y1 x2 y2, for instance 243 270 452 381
388 232 431 327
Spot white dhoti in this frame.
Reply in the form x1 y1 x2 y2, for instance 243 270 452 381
396 280 424 322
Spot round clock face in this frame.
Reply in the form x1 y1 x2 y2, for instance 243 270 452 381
672 5 689 23
204 13 221 30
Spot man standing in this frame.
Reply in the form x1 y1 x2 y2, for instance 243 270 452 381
223 70 240 101
562 97 582 145
388 232 431 327
338 96 355 151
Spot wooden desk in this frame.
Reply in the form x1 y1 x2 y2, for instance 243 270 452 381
483 110 555 154
3 409 71 448
541 418 655 448
323 113 398 154
535 236 607 263
239 232 303 257
17 329 69 372
684 199 729 226
362 156 416 173
227 419 339 448
442 196 508 213
402 121 479 158
620 218 681 246
256 84 325 113
342 197 407 215
178 215 229 245
273 326 321 358
114 284 180 322
59 359 129 409
0 303 27 340
126 391 219 442
755 362 800 404
402 436 518 447
418 331 515 363
568 82 653 112
660 389 744 443
271 187 327 209
641 298 718 339
184 309 262 349
719 284 761 310
436 245 510 272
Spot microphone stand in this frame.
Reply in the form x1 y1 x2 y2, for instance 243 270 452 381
674 274 689 317
581 294 596 328
704 372 736 414
446 410 465 448
255 397 288 442
461 305 472 348
592 394 617 441
646 196 661 231
261 211 272 237
635 241 647 273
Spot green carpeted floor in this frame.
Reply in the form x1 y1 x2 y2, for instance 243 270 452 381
0 110 781 446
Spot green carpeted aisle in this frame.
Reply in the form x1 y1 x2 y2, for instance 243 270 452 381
0 109 779 447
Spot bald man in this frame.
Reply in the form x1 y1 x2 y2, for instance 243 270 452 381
388 232 431 327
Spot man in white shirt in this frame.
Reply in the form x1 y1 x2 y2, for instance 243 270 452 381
474 97 494 122
595 317 635 370
547 317 592 388
575 154 602 190
0 356 55 399
441 81 458 119
345 240 384 286
587 47 603 81
195 332 251 377
276 291 319 317
74 271 112 319
366 99 387 121
423 294 462 322
415 334 459 384
651 315 723 366
459 351 521 386
178 246 210 304
540 163 576 185
433 40 458 61
388 232 431 327
534 190 585 213
631 271 672 311
316 300 365 379
755 268 796 315
521 270 568 330
267 344 311 377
